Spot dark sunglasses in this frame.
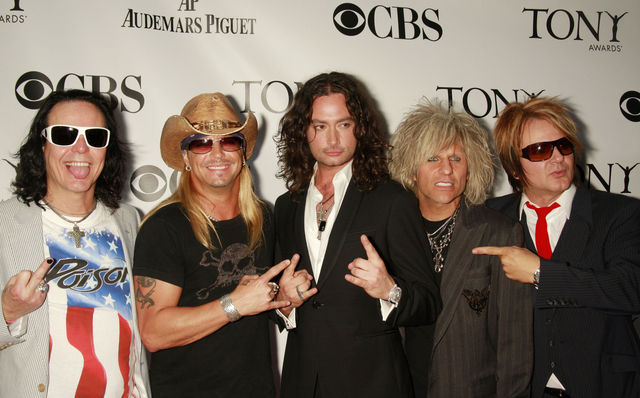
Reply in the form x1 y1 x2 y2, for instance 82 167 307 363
41 125 110 148
182 133 245 154
521 137 574 162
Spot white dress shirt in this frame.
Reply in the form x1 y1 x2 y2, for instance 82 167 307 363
278 160 394 328
519 184 577 390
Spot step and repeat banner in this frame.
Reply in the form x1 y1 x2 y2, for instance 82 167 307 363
1 0 639 374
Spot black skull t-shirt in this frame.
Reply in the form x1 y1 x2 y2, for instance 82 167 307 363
133 202 275 397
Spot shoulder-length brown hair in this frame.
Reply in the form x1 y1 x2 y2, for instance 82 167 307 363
493 96 583 192
275 72 390 196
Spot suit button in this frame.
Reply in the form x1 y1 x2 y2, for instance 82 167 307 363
545 318 551 324
549 340 554 347
550 361 556 369
312 300 324 309
38 384 46 392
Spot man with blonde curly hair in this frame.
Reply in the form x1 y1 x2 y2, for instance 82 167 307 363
392 100 532 397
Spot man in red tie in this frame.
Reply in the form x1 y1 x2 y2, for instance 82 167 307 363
473 96 640 398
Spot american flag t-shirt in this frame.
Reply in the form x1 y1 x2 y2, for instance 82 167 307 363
42 204 136 398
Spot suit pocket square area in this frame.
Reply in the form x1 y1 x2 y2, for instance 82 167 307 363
461 285 491 316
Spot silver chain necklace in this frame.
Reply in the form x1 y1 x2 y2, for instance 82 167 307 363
316 193 335 240
44 200 97 248
426 207 459 273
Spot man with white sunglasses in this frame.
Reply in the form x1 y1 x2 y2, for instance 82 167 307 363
474 96 640 398
0 89 149 397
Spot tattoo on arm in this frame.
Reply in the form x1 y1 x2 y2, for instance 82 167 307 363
135 276 156 309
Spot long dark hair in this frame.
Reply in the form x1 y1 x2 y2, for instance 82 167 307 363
12 89 128 209
275 72 390 197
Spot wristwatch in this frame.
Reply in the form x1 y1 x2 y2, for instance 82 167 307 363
388 284 402 306
532 268 541 289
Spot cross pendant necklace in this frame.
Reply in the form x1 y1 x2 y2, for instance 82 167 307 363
68 224 85 248
44 200 97 248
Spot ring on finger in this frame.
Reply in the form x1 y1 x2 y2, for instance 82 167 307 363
268 282 279 296
37 280 49 294
295 286 305 301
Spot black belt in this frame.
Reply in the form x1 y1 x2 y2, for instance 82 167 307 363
544 387 571 397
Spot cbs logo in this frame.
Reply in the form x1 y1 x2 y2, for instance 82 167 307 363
129 165 180 202
620 91 640 122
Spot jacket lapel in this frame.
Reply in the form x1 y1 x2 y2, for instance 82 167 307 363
432 203 484 349
12 202 46 273
552 187 592 263
291 192 315 281
316 182 362 289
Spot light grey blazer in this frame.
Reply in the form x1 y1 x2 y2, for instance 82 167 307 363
0 197 150 397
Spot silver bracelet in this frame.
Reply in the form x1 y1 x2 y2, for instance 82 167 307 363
220 294 241 322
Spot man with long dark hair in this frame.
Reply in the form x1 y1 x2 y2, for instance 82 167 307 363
0 90 149 397
273 72 441 398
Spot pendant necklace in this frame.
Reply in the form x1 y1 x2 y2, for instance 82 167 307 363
316 193 335 240
426 207 459 273
44 200 97 248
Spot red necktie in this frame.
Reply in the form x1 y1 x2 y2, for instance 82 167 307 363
525 201 560 259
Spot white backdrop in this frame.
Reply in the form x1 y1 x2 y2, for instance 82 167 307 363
1 0 639 381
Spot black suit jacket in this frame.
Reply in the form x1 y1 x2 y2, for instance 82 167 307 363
487 187 640 398
405 202 532 398
275 180 441 398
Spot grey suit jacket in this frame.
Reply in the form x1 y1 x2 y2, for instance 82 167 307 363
405 202 533 398
0 197 150 398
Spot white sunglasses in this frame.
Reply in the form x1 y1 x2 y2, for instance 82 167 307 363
41 124 111 148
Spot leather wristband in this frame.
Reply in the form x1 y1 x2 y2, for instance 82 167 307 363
220 294 241 322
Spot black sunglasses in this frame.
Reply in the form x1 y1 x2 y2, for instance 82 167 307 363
521 137 574 162
182 133 245 154
41 125 111 148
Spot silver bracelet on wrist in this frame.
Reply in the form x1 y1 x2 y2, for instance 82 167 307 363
220 294 242 322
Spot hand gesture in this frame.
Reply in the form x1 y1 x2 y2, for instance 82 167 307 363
472 245 541 283
229 259 292 317
345 235 395 300
2 258 53 323
276 254 317 316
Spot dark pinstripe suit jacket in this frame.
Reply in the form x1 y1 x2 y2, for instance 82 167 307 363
487 187 640 398
404 201 533 398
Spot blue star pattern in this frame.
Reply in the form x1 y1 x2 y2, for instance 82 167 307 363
45 227 133 321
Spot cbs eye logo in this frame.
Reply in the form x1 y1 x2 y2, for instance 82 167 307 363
129 165 180 202
620 91 640 122
333 3 366 36
15 71 53 109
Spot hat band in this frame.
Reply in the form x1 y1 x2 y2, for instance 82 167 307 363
191 120 241 133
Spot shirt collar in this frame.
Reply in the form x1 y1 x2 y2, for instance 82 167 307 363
308 160 353 199
519 184 576 220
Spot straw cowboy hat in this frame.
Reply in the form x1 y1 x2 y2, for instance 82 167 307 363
160 92 258 171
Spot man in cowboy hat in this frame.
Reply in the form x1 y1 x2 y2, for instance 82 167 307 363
133 92 291 397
